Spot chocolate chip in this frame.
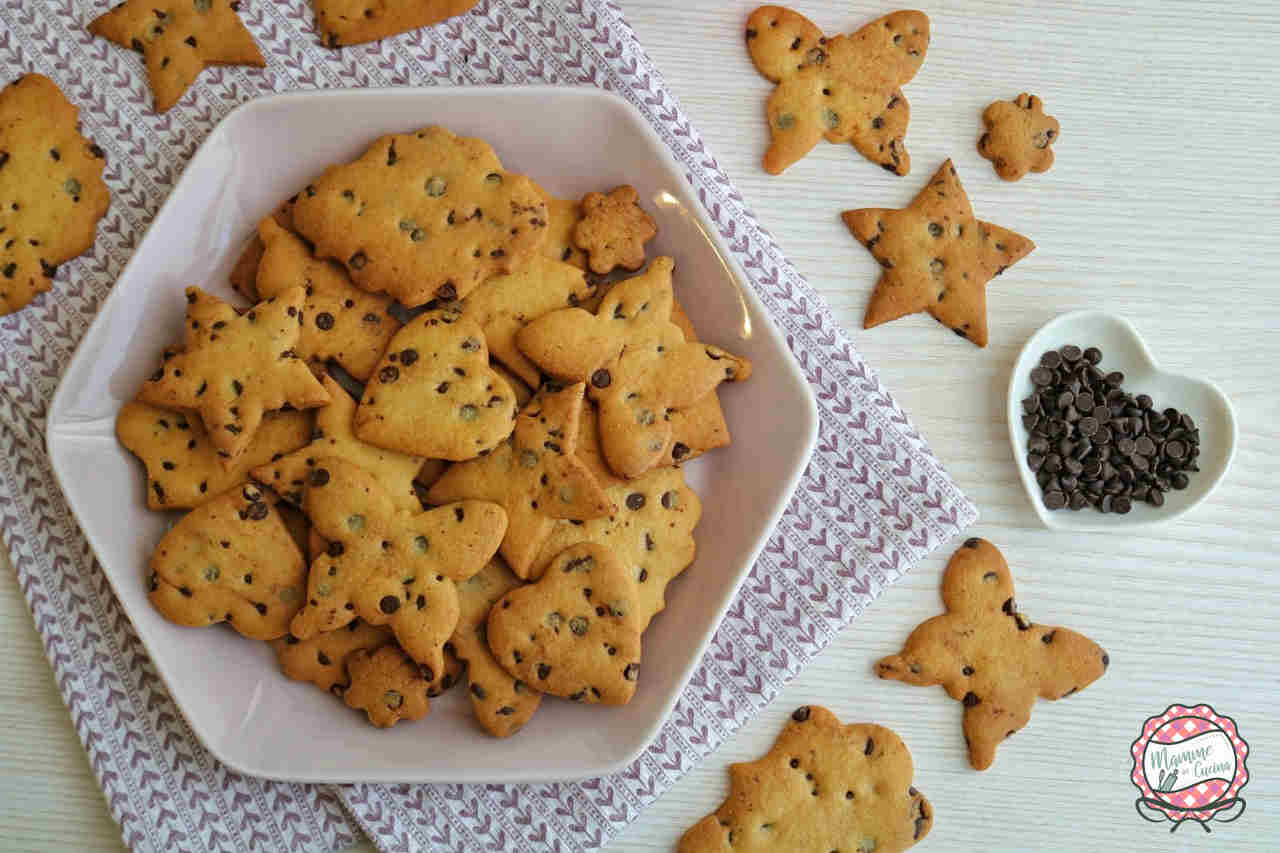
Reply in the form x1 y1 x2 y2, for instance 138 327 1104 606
962 691 981 707
311 468 330 486
590 368 611 388
315 312 334 330
625 492 645 510
791 706 811 722
379 365 399 383
379 595 400 614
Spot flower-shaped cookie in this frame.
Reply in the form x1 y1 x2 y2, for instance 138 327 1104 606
978 93 1060 181
573 185 658 275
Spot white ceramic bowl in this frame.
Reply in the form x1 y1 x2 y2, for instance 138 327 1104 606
1007 310 1236 531
46 87 818 783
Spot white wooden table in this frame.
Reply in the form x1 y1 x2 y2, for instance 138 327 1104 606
3 2 1278 850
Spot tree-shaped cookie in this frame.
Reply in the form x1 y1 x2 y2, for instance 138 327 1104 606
0 74 110 317
118 400 311 510
255 218 401 382
426 382 613 579
252 374 423 511
842 160 1035 347
137 286 331 463
354 308 517 460
342 645 432 727
460 254 597 387
148 483 307 640
877 538 1110 770
289 458 506 680
312 0 478 48
978 93 1059 181
679 706 932 852
291 126 548 307
89 0 265 112
516 257 752 478
531 411 702 629
452 558 543 737
745 7 929 175
487 544 641 705
572 185 658 275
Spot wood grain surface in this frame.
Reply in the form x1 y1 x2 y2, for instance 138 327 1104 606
2 2 1278 850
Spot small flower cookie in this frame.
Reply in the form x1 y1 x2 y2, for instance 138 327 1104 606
343 645 432 727
572 185 658 275
978 93 1060 181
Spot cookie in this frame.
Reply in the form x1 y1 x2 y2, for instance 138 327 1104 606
679 706 932 852
255 217 401 382
342 645 432 727
460 254 597 388
290 126 548 307
532 422 701 629
663 299 732 466
354 307 517 460
491 361 533 409
272 620 395 696
0 74 110 317
543 197 588 269
230 196 298 302
452 558 542 737
572 185 658 275
277 500 313 556
313 0 479 47
978 93 1060 181
148 483 307 640
426 382 613 578
876 538 1110 770
745 7 929 175
841 159 1035 347
137 286 331 463
253 373 423 511
89 0 265 112
487 543 641 705
117 400 312 510
289 457 506 680
516 257 752 478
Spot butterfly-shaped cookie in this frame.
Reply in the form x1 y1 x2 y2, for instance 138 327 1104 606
745 6 929 175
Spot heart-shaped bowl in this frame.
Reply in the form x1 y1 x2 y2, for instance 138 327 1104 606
1007 310 1236 531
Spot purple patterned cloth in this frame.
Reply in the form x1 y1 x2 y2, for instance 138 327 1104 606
0 1 975 850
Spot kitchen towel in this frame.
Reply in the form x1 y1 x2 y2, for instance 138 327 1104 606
0 1 976 850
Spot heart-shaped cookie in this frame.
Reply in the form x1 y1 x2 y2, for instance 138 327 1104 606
487 543 641 705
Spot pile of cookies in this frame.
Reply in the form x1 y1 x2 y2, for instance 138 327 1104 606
117 124 752 732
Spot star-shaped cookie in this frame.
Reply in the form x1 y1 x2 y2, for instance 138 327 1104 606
137 287 331 464
876 538 1110 770
745 7 929 175
841 160 1034 347
251 373 422 511
289 457 506 678
0 74 110 316
426 382 613 579
89 0 265 112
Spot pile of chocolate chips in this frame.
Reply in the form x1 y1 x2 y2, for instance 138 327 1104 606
1021 345 1201 513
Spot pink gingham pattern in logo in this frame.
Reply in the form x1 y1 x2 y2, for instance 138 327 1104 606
0 2 975 851
1130 703 1249 831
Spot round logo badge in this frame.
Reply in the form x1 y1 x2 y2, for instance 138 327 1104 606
1130 703 1249 831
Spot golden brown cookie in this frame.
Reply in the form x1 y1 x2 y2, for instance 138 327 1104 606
978 93 1060 181
289 457 506 681
147 483 306 640
136 286 331 464
343 645 432 727
290 126 548 307
272 620 395 696
230 195 298 302
516 257 751 478
452 558 542 737
313 0 479 48
664 299 732 466
487 543 641 705
841 159 1035 347
255 217 401 382
745 7 929 175
426 382 613 579
252 373 423 511
679 706 932 852
460 254 597 388
354 308 518 460
573 185 658 275
543 196 588 269
88 0 265 112
0 74 110 316
117 400 312 511
876 538 1110 770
